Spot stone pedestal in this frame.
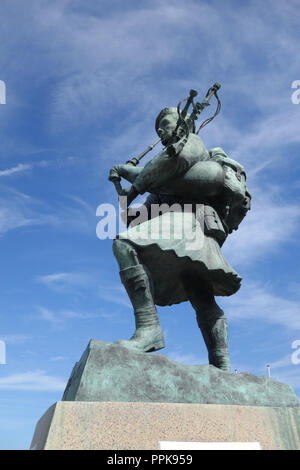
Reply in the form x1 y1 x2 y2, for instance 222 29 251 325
30 401 300 450
30 339 300 450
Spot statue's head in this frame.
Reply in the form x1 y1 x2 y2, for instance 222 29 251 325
155 107 195 146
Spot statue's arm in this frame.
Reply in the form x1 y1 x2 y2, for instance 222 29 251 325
109 164 143 185
132 150 184 195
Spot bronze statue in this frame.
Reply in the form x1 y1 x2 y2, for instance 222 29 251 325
109 84 251 372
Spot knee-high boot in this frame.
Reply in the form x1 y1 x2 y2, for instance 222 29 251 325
196 307 231 372
115 264 165 352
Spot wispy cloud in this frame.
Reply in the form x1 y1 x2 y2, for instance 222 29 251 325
222 281 300 331
65 195 95 216
0 164 32 177
0 335 31 345
223 185 300 266
0 186 57 236
36 306 102 326
0 370 66 391
37 272 71 284
0 185 97 236
36 272 91 290
37 307 61 326
268 354 293 371
62 310 99 319
97 283 131 309
49 356 68 361
36 271 131 309
0 159 57 179
166 352 206 366
49 194 97 235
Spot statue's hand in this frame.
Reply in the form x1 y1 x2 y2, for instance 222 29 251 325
108 166 121 182
109 165 138 205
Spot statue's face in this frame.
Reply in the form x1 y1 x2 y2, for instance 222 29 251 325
157 113 178 145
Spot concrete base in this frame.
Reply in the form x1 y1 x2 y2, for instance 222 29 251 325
30 401 300 450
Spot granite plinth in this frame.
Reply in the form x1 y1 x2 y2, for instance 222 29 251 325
30 401 300 450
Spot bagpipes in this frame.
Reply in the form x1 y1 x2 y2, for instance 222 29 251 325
126 82 221 167
109 83 222 197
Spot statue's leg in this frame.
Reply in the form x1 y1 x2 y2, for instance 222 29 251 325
112 239 165 352
182 272 231 372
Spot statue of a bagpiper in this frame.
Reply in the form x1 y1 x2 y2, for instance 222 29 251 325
108 83 251 372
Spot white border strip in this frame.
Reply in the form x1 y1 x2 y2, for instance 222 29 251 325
159 441 261 450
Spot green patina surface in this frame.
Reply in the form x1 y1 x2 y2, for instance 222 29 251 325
108 85 252 370
62 339 300 408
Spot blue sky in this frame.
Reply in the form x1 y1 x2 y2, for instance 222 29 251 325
0 0 300 449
